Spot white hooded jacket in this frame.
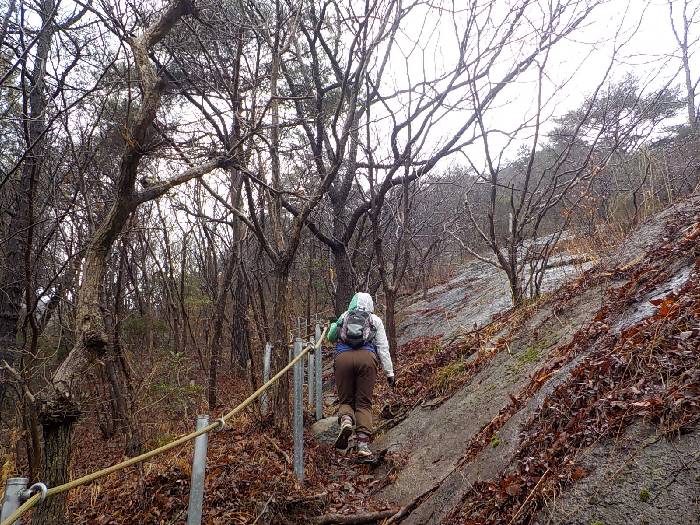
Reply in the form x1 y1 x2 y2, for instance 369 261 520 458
352 293 394 377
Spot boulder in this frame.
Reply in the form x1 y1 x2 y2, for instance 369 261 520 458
311 416 339 444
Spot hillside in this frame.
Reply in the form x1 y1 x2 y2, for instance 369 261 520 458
6 1 700 524
50 194 698 525
372 193 700 524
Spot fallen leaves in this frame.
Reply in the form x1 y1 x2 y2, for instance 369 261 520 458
68 401 392 524
450 216 700 524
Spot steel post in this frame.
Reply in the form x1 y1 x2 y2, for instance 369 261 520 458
261 342 272 414
186 415 210 525
307 336 315 409
314 323 323 420
1 477 28 525
293 338 304 482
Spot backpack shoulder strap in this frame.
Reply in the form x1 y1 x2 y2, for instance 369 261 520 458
368 313 378 333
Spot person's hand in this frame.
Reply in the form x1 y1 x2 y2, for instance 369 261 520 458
387 375 396 388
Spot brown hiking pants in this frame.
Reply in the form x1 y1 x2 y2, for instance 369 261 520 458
334 350 378 435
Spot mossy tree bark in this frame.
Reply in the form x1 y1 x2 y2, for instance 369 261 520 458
32 411 79 525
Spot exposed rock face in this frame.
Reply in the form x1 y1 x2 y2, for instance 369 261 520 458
396 253 592 346
536 424 700 525
377 194 700 524
377 285 599 522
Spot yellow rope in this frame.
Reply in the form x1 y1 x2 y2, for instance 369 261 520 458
0 328 327 525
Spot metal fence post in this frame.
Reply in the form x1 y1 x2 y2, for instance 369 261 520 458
261 342 272 414
315 323 323 420
1 477 28 525
307 336 315 409
293 338 304 482
186 415 210 525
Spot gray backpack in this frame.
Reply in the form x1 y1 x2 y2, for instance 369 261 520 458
339 310 375 348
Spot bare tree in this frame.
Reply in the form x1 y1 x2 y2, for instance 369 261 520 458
463 62 681 305
277 0 607 317
369 179 411 359
669 0 700 128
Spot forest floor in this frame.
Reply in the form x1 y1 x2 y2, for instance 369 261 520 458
62 192 700 525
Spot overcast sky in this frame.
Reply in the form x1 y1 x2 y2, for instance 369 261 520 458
368 0 700 172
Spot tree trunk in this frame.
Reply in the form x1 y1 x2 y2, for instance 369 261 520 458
230 272 250 371
507 268 524 307
681 44 696 128
107 244 141 455
332 245 355 316
32 412 79 525
116 354 142 456
271 264 291 430
384 288 398 361
208 166 245 404
226 28 247 373
207 253 237 409
105 356 129 431
22 401 42 481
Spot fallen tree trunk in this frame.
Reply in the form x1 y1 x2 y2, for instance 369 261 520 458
315 509 397 525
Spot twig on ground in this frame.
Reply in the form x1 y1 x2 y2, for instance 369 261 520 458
264 434 291 464
252 495 273 525
507 468 550 525
384 481 442 524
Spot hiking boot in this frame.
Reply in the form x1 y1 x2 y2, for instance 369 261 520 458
356 441 373 459
334 416 353 450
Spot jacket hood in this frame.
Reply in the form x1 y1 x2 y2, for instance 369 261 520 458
350 292 374 313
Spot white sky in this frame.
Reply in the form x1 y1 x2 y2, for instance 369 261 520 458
377 0 700 172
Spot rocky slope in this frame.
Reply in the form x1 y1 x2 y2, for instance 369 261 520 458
373 194 700 525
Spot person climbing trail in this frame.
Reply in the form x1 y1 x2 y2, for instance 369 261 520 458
327 292 395 459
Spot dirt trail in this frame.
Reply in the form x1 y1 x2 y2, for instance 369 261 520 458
376 194 700 525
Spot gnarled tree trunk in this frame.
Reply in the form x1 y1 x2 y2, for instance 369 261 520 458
32 3 213 521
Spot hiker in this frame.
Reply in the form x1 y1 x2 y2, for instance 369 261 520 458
327 292 395 459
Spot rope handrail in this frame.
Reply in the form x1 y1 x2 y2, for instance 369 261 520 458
1 327 327 525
